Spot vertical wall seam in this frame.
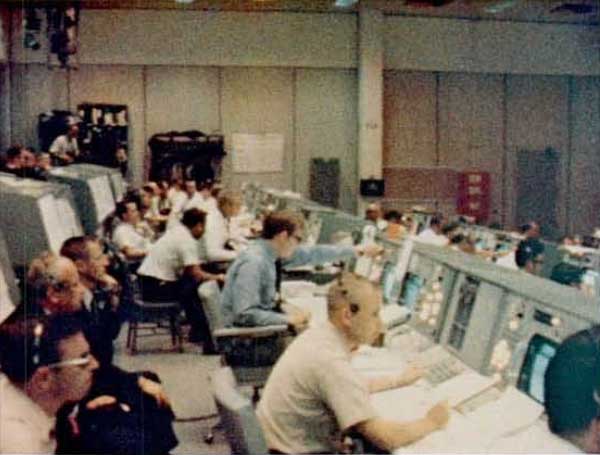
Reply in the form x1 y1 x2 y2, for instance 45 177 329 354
291 68 297 192
435 71 440 167
217 66 223 132
142 65 148 183
566 76 574 235
501 73 508 227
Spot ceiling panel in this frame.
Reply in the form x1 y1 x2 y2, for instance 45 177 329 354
6 0 600 24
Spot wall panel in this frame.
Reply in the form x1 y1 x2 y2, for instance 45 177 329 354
69 65 145 184
294 68 358 212
221 67 294 191
438 72 504 218
10 63 68 148
569 76 600 234
145 66 220 137
383 71 437 168
505 75 569 232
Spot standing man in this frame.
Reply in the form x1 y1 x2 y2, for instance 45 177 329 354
0 313 97 454
49 119 80 165
257 273 449 454
221 210 380 330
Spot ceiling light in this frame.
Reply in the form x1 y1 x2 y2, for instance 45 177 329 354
483 0 516 13
335 0 358 8
175 0 195 4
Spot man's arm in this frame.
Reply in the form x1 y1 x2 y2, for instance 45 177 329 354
205 214 238 262
354 402 449 452
366 365 424 394
286 244 382 268
227 260 289 327
183 264 223 283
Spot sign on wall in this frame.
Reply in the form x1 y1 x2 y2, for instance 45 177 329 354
232 133 284 173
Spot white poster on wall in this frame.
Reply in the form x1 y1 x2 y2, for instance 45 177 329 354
232 133 284 173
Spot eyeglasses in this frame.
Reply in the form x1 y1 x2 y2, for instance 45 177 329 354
46 352 92 369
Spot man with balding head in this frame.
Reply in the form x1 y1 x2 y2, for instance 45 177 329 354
257 273 449 454
5 251 178 455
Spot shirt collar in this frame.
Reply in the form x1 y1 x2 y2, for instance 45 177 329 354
257 239 279 262
323 321 354 359
0 374 56 444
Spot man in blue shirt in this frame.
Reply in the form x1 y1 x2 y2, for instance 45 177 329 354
221 210 380 331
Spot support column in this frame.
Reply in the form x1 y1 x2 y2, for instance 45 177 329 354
357 6 384 215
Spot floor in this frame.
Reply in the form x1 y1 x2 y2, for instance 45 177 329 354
113 326 231 455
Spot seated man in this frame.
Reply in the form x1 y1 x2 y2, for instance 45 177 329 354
515 238 545 275
221 210 380 330
8 251 178 455
545 325 600 453
257 273 449 454
203 190 247 263
113 200 152 262
416 215 449 246
137 208 222 349
49 120 80 165
0 313 98 454
60 235 123 365
0 145 24 176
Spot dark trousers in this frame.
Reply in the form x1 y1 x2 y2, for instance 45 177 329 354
137 274 214 352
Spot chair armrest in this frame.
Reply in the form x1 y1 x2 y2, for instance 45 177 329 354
213 325 290 339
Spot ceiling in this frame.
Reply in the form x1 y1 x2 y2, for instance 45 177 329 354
8 0 600 24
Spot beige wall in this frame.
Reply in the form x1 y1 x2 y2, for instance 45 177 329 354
4 8 600 227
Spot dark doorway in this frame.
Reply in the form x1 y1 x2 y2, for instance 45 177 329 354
515 148 561 240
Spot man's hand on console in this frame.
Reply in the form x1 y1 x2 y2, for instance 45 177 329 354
355 243 384 258
283 304 311 333
425 401 450 430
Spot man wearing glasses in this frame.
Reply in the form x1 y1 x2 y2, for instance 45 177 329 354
5 251 178 455
221 210 381 332
0 313 98 454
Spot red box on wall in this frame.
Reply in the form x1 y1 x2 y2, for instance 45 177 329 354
457 171 490 223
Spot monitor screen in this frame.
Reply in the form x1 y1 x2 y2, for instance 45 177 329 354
447 276 480 351
37 194 68 253
380 261 401 305
0 265 14 324
88 176 115 222
109 173 125 202
517 334 558 403
56 198 83 238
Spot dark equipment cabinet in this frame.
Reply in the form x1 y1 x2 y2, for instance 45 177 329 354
77 103 129 172
148 131 226 183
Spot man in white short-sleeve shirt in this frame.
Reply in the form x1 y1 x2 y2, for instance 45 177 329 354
203 190 247 263
137 208 222 350
257 273 449 454
112 200 152 261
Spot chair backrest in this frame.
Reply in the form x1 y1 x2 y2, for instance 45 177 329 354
210 367 269 455
198 280 224 330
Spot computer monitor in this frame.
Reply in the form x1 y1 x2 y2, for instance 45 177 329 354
0 185 69 266
517 334 559 403
48 167 115 234
447 276 480 351
0 229 19 323
88 175 115 222
71 163 125 202
380 260 403 305
109 171 126 202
